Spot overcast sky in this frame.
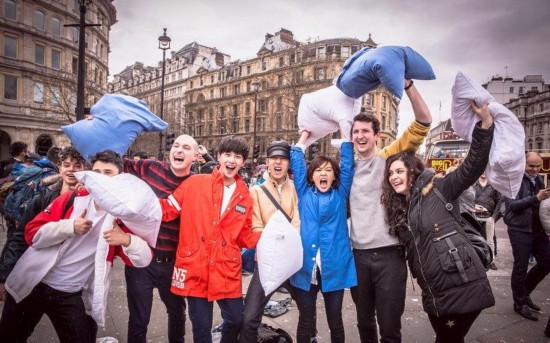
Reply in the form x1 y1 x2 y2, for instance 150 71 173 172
109 0 550 136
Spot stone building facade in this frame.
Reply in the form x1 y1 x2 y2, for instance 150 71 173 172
111 29 400 166
0 0 116 159
483 74 545 105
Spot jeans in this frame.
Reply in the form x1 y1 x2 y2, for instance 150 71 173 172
350 246 407 343
428 310 481 343
187 296 243 343
125 259 186 343
0 282 97 343
239 264 296 342
294 269 345 343
508 228 550 306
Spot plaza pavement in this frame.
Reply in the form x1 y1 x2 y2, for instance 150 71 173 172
1 221 549 342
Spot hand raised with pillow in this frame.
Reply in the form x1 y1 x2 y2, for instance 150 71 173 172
103 219 131 247
73 209 93 235
471 101 493 129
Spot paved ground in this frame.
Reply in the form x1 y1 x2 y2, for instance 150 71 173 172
1 221 549 342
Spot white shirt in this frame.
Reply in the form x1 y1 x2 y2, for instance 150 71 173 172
221 182 237 215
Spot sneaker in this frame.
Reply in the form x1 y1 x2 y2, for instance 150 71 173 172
489 262 498 270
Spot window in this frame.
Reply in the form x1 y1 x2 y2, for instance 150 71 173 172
317 47 325 59
51 49 61 69
276 97 282 112
342 46 350 58
35 10 45 31
519 86 524 94
4 75 17 100
278 75 283 86
72 57 78 75
233 84 239 95
276 115 282 130
232 104 238 116
72 27 79 43
259 99 268 112
35 44 45 65
262 58 267 71
219 106 225 117
34 82 44 103
51 86 60 106
210 75 214 83
245 119 250 133
246 65 251 75
295 70 304 83
245 102 250 115
314 67 326 80
4 36 16 58
532 86 539 91
220 87 226 97
4 0 16 20
382 96 387 111
381 116 386 130
200 76 203 86
210 90 214 99
279 56 284 67
232 119 239 133
509 86 514 93
190 81 194 89
52 18 61 36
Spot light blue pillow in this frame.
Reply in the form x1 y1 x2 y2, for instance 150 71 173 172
336 46 435 99
62 94 167 162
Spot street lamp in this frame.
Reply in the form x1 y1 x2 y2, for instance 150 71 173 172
158 28 171 160
251 81 260 168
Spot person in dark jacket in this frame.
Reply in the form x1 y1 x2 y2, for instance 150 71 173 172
380 102 495 343
0 146 85 302
191 145 217 174
504 152 550 321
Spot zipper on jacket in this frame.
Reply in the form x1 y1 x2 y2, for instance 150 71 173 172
411 197 439 317
432 230 457 242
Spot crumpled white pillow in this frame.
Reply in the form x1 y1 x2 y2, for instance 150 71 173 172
257 210 303 295
74 171 161 247
297 85 361 147
451 71 525 198
540 199 550 234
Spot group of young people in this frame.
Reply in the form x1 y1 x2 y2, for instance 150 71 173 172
0 77 502 343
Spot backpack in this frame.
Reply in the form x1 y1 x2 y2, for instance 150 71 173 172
2 166 57 221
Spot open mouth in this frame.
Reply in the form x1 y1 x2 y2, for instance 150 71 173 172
320 178 328 187
173 156 184 163
273 167 282 172
357 140 367 147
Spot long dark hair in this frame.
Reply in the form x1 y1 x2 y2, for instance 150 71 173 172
380 150 425 237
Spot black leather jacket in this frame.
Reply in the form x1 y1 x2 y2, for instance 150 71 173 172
400 122 495 316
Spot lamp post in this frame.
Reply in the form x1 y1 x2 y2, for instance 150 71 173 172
65 0 99 121
158 28 171 160
251 81 260 168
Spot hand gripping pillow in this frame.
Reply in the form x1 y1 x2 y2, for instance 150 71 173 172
74 171 161 247
540 199 550 234
257 210 303 295
62 94 168 162
336 46 436 99
297 85 361 147
451 71 525 198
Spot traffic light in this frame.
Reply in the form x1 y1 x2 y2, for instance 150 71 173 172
165 133 175 151
253 144 260 159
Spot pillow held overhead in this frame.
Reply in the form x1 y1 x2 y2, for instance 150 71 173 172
62 94 168 162
336 45 436 99
450 71 525 198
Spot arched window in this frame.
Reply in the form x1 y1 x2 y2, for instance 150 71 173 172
4 0 16 20
35 10 45 31
52 17 61 36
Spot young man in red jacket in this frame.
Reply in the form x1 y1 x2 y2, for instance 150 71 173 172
160 136 261 342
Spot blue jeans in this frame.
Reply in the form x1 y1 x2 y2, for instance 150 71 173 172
350 246 407 343
294 269 345 343
508 229 550 306
0 282 97 343
187 296 243 343
125 259 186 343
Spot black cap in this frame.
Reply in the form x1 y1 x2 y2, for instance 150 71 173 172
266 140 291 159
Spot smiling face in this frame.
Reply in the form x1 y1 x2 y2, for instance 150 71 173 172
388 160 410 195
169 135 198 176
218 151 245 186
267 156 289 184
59 157 85 187
352 120 380 160
311 161 335 193
525 153 542 177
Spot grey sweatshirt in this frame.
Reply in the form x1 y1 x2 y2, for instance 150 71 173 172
349 155 400 249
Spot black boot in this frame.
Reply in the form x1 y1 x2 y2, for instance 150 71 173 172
545 316 550 338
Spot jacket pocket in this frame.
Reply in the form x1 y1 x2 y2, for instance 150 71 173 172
177 241 200 259
432 230 473 273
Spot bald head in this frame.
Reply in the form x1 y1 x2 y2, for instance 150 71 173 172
525 151 543 177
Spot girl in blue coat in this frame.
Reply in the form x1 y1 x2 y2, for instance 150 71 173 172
290 130 357 343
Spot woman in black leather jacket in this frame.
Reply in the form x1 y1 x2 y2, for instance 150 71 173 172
380 102 495 343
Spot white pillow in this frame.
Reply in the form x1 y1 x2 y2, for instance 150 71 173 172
297 85 361 147
74 171 161 247
256 210 303 295
540 198 550 234
450 71 525 198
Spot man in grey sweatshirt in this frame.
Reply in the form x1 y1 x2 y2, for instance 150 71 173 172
349 80 432 342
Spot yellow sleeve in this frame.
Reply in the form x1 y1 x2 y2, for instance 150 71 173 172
378 121 431 159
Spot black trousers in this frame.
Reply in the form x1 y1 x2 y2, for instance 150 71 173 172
0 282 97 343
428 310 481 343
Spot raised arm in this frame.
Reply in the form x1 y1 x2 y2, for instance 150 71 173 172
290 131 310 197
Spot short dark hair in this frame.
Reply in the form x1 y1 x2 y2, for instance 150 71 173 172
218 136 249 161
46 146 62 165
9 142 28 157
133 151 149 159
91 150 123 172
351 113 381 135
58 146 85 165
306 155 341 188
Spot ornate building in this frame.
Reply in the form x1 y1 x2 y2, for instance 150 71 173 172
483 74 545 105
110 29 401 167
0 0 116 158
